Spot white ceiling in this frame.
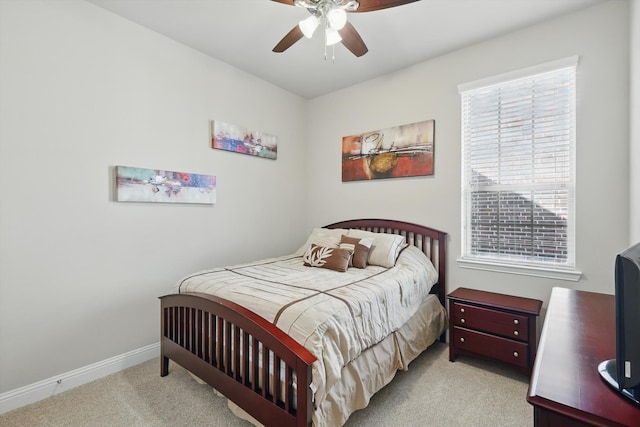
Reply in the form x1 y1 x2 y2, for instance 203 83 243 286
86 0 603 99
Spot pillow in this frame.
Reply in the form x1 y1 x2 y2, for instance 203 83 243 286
347 229 407 268
303 244 353 272
340 235 373 268
311 233 341 248
295 228 348 256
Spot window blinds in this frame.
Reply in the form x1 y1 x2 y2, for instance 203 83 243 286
460 59 577 268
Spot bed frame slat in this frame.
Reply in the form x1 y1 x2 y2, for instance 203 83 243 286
251 335 259 392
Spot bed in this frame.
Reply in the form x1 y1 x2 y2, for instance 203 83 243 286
160 219 447 427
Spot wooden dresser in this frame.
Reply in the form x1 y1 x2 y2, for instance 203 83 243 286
447 287 542 376
527 287 640 426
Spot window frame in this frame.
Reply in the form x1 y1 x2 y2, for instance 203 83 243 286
457 57 582 281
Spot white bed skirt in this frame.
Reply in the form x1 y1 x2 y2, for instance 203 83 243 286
215 294 446 427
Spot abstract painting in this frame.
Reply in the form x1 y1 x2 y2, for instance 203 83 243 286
116 166 216 204
342 120 435 182
211 120 277 159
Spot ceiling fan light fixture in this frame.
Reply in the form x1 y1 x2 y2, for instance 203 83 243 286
299 15 320 38
327 8 347 30
343 0 359 12
294 0 316 9
325 26 342 46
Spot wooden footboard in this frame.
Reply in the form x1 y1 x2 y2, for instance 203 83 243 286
160 292 316 427
160 219 447 427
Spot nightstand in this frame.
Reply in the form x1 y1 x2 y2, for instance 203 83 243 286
447 287 542 376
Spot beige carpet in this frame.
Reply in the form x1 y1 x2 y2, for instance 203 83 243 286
0 342 532 427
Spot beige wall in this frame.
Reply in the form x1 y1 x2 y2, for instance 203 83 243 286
0 0 634 397
306 0 631 305
0 0 307 393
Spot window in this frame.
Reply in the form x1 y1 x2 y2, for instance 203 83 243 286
458 57 581 281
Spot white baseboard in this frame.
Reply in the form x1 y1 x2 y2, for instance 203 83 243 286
0 342 160 415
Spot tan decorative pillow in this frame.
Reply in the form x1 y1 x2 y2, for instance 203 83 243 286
303 244 353 272
340 235 373 268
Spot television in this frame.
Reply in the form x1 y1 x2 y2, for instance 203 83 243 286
598 242 640 406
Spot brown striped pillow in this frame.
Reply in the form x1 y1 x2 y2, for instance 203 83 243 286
340 235 373 268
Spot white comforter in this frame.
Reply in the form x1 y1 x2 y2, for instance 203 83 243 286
176 245 439 407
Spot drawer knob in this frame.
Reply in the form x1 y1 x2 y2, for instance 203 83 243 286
460 308 465 313
513 319 519 325
460 337 465 343
513 330 519 336
461 318 465 324
513 351 519 358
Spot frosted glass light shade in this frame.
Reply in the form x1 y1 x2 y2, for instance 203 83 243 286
327 9 347 30
325 27 342 46
299 15 319 38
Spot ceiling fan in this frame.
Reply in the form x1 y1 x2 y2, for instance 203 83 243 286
271 0 419 58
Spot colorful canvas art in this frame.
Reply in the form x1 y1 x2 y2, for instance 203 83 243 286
211 120 277 159
116 166 216 204
342 120 435 181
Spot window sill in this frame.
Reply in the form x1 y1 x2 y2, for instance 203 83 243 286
457 258 582 282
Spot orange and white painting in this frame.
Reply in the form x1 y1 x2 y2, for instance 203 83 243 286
342 120 434 182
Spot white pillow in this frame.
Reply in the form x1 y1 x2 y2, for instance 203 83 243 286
347 229 407 268
295 228 348 256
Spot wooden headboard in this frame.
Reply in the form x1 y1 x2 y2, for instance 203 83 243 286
324 219 448 308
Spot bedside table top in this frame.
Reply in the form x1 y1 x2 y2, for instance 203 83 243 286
447 287 542 316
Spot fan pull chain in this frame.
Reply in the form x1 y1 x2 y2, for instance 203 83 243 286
322 20 337 62
323 43 336 62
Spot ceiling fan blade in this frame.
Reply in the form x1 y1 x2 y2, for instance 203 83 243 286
339 22 368 57
353 0 419 12
270 0 296 5
273 25 304 52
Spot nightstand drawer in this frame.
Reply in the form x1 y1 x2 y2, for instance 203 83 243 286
451 302 529 342
447 287 542 376
452 326 529 369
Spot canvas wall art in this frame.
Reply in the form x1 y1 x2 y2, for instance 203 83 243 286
342 119 435 182
116 166 216 204
211 120 277 159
